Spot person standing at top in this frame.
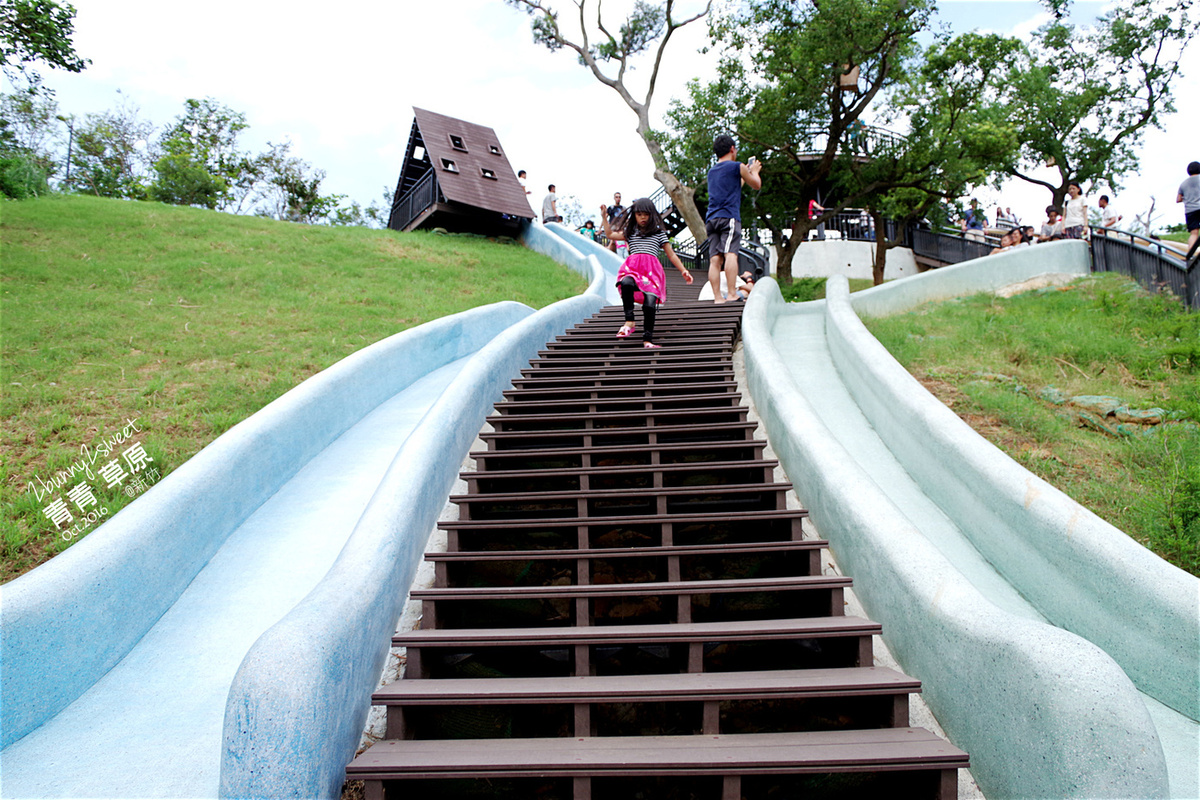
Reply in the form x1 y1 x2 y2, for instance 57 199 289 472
1098 195 1122 229
542 184 561 224
600 198 693 349
1177 161 1200 256
1062 182 1088 239
961 199 986 241
518 170 531 198
608 192 628 258
705 134 763 304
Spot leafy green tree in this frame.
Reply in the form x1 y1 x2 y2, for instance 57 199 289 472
666 0 933 282
1000 0 1194 207
0 89 58 197
250 139 343 224
69 97 154 198
150 98 249 210
506 0 711 240
0 0 89 92
846 32 1021 283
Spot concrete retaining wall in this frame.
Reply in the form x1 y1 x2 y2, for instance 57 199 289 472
791 238 918 281
743 280 1169 798
0 302 531 749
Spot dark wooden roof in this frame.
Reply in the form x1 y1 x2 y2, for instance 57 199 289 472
412 107 534 219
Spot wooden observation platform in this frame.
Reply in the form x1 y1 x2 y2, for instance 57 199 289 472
387 108 534 236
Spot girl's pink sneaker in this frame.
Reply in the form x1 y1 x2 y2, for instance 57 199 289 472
643 341 661 349
617 324 635 338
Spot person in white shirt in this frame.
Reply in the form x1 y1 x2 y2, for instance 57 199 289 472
1098 195 1122 229
1062 182 1088 239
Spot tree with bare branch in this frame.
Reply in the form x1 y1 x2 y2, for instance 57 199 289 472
506 0 711 240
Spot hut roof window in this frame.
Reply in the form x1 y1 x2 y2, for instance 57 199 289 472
449 134 467 151
488 144 501 155
480 167 497 180
441 158 459 173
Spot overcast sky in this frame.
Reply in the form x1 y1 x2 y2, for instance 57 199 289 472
25 0 1199 233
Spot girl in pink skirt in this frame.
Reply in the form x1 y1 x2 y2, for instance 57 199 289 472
599 197 693 348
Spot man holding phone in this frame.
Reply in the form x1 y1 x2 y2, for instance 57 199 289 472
705 135 763 303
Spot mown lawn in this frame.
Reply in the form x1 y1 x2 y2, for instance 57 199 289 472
1 194 587 580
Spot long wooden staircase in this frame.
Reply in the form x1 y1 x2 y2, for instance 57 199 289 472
346 268 968 799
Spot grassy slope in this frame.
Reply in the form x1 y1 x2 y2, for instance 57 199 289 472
864 274 1200 575
1 194 588 580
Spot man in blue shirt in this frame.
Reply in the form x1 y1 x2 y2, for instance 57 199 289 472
706 134 763 303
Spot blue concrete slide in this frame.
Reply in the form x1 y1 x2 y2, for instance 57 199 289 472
742 242 1199 799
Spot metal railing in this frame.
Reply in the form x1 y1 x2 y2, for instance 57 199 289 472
388 169 439 232
1090 229 1198 309
909 226 999 264
906 223 1197 310
807 210 900 243
793 123 906 159
670 234 770 280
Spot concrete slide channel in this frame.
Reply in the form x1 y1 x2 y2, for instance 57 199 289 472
1 229 1194 799
743 240 1198 799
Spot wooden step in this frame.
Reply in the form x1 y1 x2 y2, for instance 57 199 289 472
450 482 791 521
501 379 738 403
414 575 851 629
376 667 919 739
347 728 967 800
493 391 742 416
462 459 781 494
395 616 879 679
470 439 769 473
487 405 746 430
479 421 759 451
518 362 734 381
439 508 808 552
428 539 825 588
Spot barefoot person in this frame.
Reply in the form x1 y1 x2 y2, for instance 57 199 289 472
705 134 762 303
601 198 693 349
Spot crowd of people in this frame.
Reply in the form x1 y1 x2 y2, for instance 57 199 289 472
965 160 1200 260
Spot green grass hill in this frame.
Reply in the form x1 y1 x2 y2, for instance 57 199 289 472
1 194 587 580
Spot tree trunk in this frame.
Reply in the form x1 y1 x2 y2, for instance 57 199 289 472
654 167 707 242
872 211 888 285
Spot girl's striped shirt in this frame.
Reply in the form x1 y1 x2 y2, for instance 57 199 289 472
627 230 668 256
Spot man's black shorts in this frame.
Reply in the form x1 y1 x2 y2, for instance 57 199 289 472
1186 209 1200 231
706 217 742 256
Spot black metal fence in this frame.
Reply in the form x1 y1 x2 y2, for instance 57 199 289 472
1090 229 1198 310
907 225 1198 311
806 210 901 244
388 169 440 232
909 227 997 264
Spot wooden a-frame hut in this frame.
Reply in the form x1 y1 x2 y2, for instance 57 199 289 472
387 108 534 235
